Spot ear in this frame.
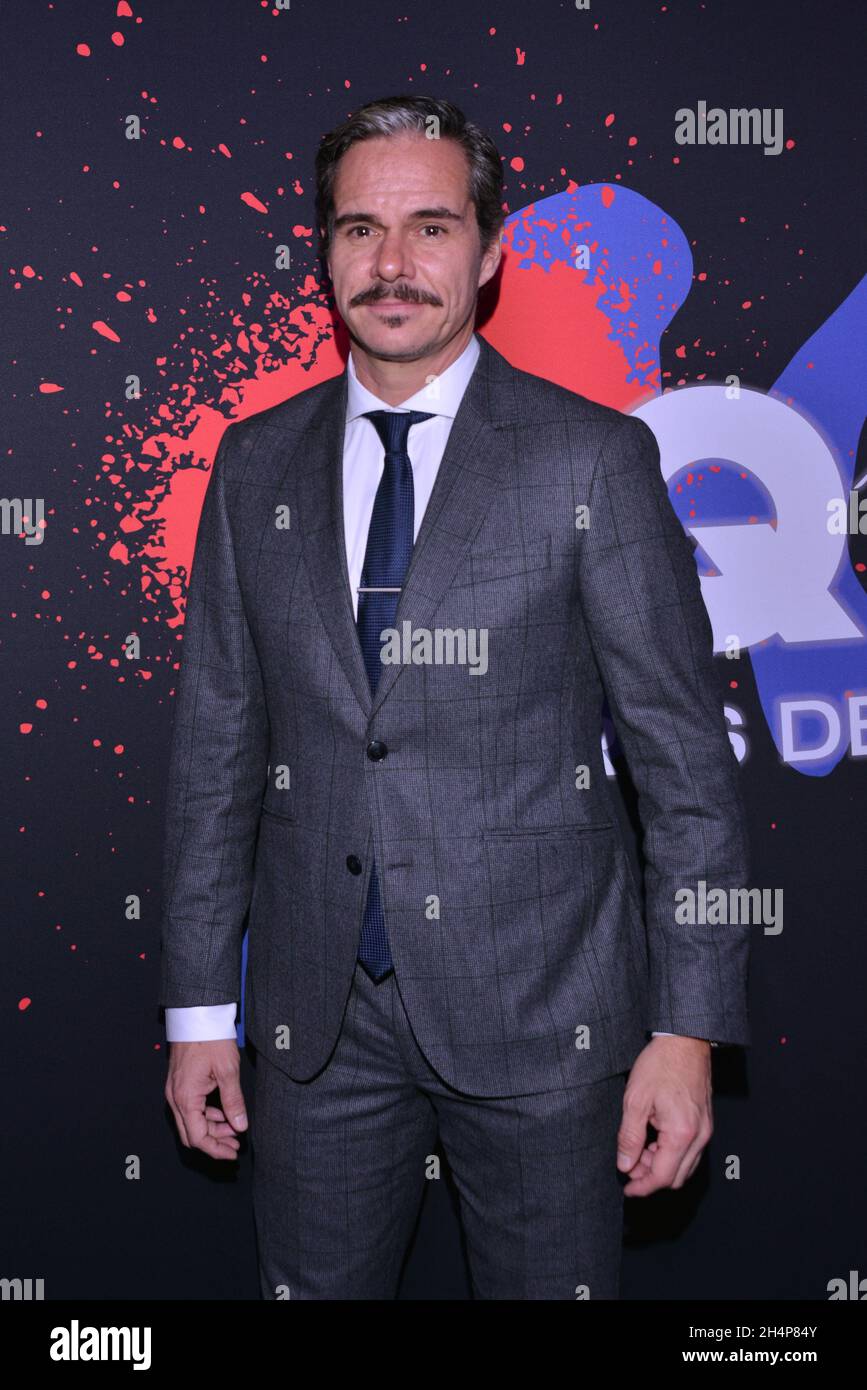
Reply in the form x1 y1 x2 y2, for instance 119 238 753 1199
478 230 503 290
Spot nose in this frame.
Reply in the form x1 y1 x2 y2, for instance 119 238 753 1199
372 229 414 283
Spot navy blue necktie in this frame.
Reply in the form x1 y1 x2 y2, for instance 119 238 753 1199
356 408 434 980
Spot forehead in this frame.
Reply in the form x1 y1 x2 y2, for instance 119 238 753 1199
332 133 472 209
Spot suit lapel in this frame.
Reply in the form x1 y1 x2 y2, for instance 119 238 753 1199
294 333 518 718
293 368 373 716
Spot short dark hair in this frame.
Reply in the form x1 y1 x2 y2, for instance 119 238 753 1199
314 95 505 262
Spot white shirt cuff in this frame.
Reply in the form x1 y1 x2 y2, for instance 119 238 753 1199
650 1030 718 1046
165 1004 238 1042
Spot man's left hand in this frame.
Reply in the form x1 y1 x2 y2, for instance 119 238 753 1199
616 1035 713 1195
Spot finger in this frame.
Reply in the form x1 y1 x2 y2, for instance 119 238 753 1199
165 1086 191 1149
621 1145 655 1182
628 1118 709 1194
205 1116 243 1141
616 1091 652 1172
203 1103 243 1142
623 1129 687 1195
215 1073 248 1133
671 1131 711 1188
683 1152 703 1183
178 1094 240 1160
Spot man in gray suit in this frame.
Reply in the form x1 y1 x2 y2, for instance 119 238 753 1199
160 95 751 1299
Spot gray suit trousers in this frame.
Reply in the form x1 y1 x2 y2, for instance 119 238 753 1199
251 961 627 1300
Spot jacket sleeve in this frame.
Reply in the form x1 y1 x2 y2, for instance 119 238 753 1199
577 412 752 1045
158 423 270 1009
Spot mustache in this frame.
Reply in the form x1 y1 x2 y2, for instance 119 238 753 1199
351 285 441 307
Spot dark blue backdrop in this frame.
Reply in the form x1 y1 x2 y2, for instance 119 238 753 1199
4 0 865 1300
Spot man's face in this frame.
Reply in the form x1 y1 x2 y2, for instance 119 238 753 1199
325 132 501 362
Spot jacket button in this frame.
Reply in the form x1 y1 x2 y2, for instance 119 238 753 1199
346 854 362 875
366 740 388 761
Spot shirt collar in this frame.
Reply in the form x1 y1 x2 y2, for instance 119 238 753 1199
345 331 481 424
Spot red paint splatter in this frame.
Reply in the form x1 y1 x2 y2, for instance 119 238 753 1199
19 998 32 1012
92 320 121 343
241 191 269 215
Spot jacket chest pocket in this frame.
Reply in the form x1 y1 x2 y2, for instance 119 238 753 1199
468 537 551 583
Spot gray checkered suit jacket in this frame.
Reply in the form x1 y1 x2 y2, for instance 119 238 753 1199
158 333 751 1096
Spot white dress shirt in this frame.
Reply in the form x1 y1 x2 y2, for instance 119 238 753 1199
164 332 681 1044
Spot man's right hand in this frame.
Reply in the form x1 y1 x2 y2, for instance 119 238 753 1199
165 1041 248 1160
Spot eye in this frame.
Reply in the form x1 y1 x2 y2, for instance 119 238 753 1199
420 225 445 238
347 226 372 239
